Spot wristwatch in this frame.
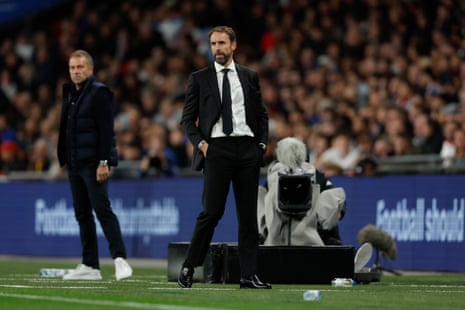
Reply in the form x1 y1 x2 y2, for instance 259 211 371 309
99 160 108 166
198 140 206 149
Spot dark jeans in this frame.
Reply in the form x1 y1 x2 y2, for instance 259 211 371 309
68 167 127 269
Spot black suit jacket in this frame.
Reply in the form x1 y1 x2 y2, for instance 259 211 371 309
181 63 269 171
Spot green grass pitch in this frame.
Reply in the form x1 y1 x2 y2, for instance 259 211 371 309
1 256 465 310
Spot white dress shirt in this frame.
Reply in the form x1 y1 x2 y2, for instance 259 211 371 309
211 61 254 138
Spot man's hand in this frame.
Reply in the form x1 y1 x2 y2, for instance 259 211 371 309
97 165 110 182
199 142 209 157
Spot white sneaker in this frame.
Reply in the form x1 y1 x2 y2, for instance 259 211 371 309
115 257 133 280
354 242 373 273
63 264 102 280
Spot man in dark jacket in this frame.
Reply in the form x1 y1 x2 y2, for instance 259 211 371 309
178 26 270 289
57 50 132 281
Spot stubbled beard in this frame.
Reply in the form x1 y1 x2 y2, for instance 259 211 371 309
215 53 229 65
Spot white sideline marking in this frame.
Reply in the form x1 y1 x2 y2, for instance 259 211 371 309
0 292 222 310
1 284 106 289
390 284 465 289
150 287 237 291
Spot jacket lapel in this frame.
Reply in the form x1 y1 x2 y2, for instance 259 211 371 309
206 64 222 110
235 64 248 105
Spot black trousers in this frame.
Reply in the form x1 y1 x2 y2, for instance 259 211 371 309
68 167 127 269
184 136 262 278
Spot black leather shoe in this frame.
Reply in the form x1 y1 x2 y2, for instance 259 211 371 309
240 274 272 289
177 266 194 288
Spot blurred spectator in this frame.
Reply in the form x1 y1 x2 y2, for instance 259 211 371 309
139 124 178 177
320 133 360 173
384 105 413 141
320 162 344 177
117 129 142 161
307 130 330 169
139 87 158 119
354 157 378 177
450 128 465 166
356 134 374 160
153 96 183 130
0 85 12 113
0 140 27 174
412 113 444 154
32 43 58 88
167 126 190 169
391 134 421 156
27 138 51 172
440 119 458 167
114 104 141 134
373 136 393 159
0 114 17 142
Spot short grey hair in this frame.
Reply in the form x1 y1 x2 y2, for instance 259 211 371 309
276 137 307 170
70 49 94 67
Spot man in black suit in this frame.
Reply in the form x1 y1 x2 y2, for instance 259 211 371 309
179 26 271 289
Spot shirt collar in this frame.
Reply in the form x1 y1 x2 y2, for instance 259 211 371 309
214 60 236 74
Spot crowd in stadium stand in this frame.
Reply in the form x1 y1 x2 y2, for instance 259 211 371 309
0 0 464 178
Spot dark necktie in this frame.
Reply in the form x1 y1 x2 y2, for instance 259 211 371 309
221 68 233 135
